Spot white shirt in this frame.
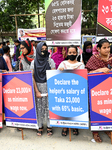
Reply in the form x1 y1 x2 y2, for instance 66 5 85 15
58 60 85 70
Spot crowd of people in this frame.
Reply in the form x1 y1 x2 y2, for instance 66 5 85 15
0 38 112 142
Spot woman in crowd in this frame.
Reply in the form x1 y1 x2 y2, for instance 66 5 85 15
0 49 9 72
58 45 85 136
19 40 34 71
0 48 9 124
15 40 34 131
33 42 55 136
92 44 99 55
51 47 67 69
15 40 21 60
82 41 93 65
86 38 112 143
3 46 12 72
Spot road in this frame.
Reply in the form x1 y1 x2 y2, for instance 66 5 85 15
0 124 111 150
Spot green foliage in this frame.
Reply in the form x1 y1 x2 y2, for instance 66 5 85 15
0 0 45 32
82 0 98 30
0 0 98 34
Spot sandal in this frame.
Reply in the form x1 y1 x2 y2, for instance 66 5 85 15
61 128 68 136
105 131 111 139
37 127 43 136
73 129 79 135
47 127 53 137
93 133 102 143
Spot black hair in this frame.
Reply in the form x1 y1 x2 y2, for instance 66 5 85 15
21 40 31 55
35 41 40 43
6 40 9 43
0 42 3 45
67 45 78 53
97 38 110 49
110 45 112 54
3 46 10 53
14 39 20 44
31 40 35 43
3 42 6 46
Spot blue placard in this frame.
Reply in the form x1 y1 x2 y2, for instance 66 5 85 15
2 71 38 129
47 70 89 129
88 71 112 131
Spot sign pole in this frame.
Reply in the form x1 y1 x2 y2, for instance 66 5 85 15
21 129 24 140
111 132 112 144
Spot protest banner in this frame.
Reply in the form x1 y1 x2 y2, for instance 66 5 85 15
2 71 38 129
18 28 46 41
46 70 89 129
45 0 82 46
88 72 112 131
0 73 2 128
97 0 112 42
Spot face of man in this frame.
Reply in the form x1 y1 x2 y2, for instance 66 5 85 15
7 42 10 46
14 42 19 46
31 41 35 46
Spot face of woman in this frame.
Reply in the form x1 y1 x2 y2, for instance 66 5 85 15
98 42 110 57
68 47 77 56
67 47 77 61
41 45 47 51
41 45 48 56
20 44 28 55
86 45 92 53
62 48 66 55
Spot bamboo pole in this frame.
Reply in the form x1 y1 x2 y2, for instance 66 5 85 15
15 15 18 38
10 13 45 17
111 132 112 144
69 128 71 141
21 129 24 140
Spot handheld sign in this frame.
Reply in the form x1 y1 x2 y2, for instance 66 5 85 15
47 70 89 129
0 73 2 128
88 72 112 131
2 71 38 129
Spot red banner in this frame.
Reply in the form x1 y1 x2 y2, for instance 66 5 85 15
97 0 112 41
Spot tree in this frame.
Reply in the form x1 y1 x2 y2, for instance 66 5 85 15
0 0 98 35
0 0 45 32
82 0 98 34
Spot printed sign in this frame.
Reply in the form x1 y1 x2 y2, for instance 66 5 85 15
82 35 96 47
45 0 82 46
18 28 46 41
0 73 2 128
47 70 89 129
88 72 112 131
97 0 112 42
2 71 38 129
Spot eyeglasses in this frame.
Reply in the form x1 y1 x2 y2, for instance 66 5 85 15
20 47 25 50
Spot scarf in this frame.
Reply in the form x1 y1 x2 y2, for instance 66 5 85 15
83 41 93 65
51 47 67 69
34 42 51 83
19 40 34 70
